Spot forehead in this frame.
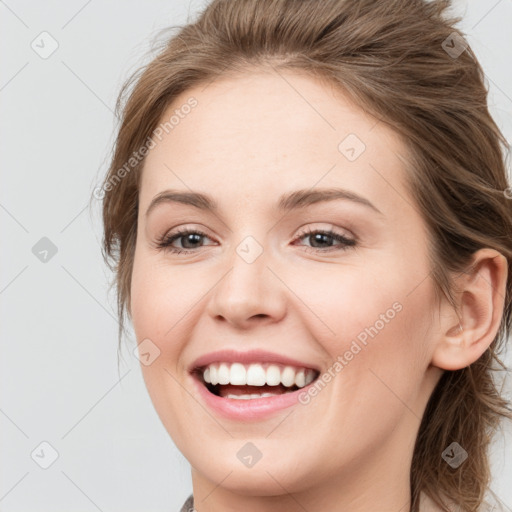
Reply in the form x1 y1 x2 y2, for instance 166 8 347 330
140 69 413 219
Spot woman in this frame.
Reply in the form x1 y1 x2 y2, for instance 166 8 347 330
96 0 512 510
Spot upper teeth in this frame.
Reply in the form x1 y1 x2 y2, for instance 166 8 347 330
202 362 316 388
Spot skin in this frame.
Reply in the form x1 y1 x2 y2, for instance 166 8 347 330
129 68 508 512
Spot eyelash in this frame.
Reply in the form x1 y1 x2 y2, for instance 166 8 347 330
155 226 357 255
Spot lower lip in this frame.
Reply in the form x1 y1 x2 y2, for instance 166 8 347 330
190 374 312 421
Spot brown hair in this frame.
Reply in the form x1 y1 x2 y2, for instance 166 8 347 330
95 1 512 510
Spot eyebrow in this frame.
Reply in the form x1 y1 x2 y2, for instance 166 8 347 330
145 187 383 217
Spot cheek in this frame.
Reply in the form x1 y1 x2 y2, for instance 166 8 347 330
292 255 434 394
129 253 204 439
290 266 435 459
130 254 203 347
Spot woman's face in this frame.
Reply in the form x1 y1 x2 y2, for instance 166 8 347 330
130 70 445 501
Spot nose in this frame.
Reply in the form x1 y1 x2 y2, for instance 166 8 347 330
206 241 287 329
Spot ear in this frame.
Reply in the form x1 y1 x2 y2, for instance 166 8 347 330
431 248 508 371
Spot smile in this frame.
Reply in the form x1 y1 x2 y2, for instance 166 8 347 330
188 350 322 420
199 362 318 399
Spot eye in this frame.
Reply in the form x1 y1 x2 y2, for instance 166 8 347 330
156 228 215 254
292 226 357 253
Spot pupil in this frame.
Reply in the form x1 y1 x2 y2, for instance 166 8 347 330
183 233 201 249
311 233 331 247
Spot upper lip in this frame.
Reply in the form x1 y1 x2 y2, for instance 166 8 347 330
189 349 321 373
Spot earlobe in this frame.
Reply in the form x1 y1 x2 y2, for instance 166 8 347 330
431 248 508 371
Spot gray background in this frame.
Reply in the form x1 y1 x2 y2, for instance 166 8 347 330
0 1 511 511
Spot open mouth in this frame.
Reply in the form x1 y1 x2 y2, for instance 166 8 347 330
193 362 320 400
